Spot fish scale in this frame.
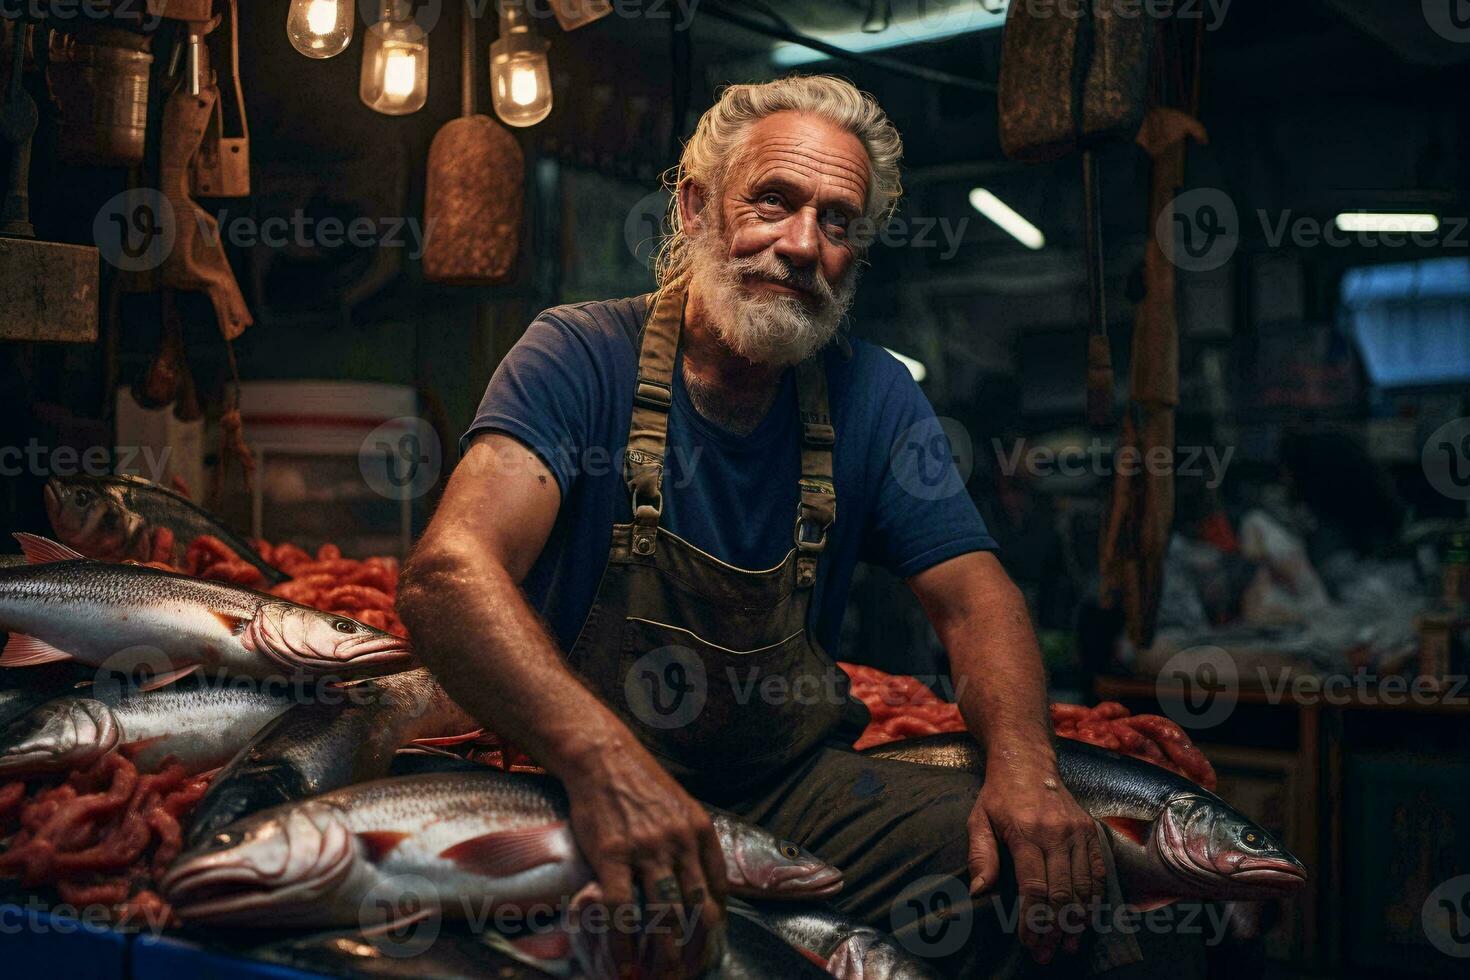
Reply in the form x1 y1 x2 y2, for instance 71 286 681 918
165 770 846 928
0 541 411 681
0 683 296 776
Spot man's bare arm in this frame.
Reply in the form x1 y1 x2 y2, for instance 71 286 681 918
910 551 1106 964
397 432 724 975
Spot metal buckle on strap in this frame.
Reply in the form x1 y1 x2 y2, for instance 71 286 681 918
802 421 835 447
794 513 830 553
634 378 673 412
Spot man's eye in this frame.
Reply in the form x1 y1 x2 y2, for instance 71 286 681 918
760 193 784 208
822 210 850 233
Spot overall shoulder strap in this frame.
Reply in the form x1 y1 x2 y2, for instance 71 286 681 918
795 353 836 588
625 276 686 556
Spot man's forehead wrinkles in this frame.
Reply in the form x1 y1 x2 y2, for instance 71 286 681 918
745 165 867 207
741 136 870 175
741 153 869 196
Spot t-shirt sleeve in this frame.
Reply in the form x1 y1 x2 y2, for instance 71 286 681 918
860 356 997 578
459 312 601 499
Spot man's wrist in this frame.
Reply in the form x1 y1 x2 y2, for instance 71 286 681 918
983 733 1061 782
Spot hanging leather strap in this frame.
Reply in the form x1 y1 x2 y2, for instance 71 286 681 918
795 355 835 588
626 276 684 557
624 275 835 586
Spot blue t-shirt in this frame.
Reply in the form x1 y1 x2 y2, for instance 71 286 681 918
461 295 996 657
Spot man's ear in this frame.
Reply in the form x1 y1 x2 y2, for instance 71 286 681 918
677 180 709 234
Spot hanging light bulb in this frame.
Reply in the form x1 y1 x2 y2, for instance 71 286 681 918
361 0 429 115
287 0 353 59
862 0 891 33
490 0 552 127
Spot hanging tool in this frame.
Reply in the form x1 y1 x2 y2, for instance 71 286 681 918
190 0 249 198
156 4 252 339
1098 14 1209 651
0 17 98 342
421 0 524 285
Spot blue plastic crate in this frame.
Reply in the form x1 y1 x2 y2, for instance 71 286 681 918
0 903 128 979
134 932 330 980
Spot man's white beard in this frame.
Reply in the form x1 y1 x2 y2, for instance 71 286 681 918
688 224 857 367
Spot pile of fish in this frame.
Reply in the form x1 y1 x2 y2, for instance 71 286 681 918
0 478 1310 978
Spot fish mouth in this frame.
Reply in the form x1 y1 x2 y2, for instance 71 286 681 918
0 745 92 776
1230 857 1307 890
245 618 413 677
334 632 414 666
162 843 357 923
768 864 844 898
0 702 117 776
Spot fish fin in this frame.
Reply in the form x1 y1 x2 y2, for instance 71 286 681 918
1133 897 1179 912
138 665 201 692
356 830 410 862
357 906 434 939
796 946 831 970
438 822 568 877
393 745 464 761
0 634 75 667
1102 816 1153 847
212 612 249 635
408 728 486 748
12 533 85 564
480 929 575 978
122 735 168 753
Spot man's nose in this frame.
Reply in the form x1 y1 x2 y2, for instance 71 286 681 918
772 208 820 268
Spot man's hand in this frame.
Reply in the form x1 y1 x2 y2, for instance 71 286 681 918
967 764 1106 964
563 734 727 978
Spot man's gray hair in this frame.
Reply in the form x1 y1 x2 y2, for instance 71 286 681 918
653 75 904 287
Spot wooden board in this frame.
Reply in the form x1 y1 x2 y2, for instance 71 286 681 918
0 238 99 342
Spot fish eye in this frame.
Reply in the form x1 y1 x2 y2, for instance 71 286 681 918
332 619 358 634
780 843 801 860
1240 830 1268 850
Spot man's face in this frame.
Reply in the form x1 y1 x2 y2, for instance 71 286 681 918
685 111 871 366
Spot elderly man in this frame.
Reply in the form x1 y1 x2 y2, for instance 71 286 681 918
400 76 1149 978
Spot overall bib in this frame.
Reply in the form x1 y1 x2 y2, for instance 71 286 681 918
566 276 861 800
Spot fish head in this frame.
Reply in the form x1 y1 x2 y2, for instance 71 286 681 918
242 603 413 677
44 477 142 562
161 801 360 924
1153 793 1307 898
827 929 933 980
713 814 843 899
0 698 119 776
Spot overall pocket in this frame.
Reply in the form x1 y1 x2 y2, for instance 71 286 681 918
617 617 847 775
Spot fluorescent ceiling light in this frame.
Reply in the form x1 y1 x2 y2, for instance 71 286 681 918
969 188 1045 250
884 347 927 383
771 2 1009 66
1334 212 1440 234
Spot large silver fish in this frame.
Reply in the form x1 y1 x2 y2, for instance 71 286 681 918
0 534 411 684
162 770 843 927
863 734 1307 907
0 683 295 777
44 474 287 584
185 668 480 848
